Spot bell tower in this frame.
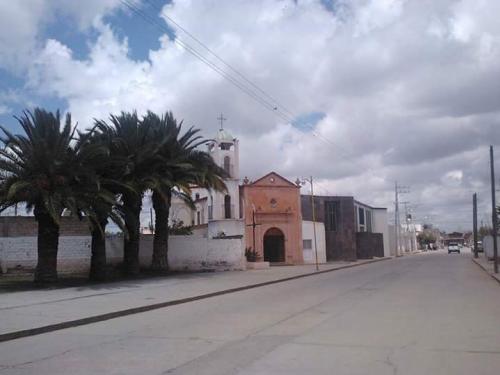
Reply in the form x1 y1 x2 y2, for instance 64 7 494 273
207 114 240 220
209 113 239 180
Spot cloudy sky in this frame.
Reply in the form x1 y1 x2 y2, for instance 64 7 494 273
1 0 499 231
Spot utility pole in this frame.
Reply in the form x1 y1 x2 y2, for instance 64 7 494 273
490 145 498 273
394 182 410 256
310 176 319 271
473 193 478 259
301 177 319 271
401 201 411 252
394 182 399 257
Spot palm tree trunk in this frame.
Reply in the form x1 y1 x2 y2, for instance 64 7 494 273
123 193 141 275
34 205 59 283
151 189 171 271
89 217 108 281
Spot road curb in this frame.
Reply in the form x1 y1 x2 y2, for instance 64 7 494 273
471 258 500 286
0 257 391 343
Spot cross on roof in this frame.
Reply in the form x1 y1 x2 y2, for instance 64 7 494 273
217 113 227 130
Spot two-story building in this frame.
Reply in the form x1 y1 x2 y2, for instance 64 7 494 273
301 195 390 261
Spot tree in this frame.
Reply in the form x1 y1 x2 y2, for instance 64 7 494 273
144 112 227 271
94 112 163 275
479 225 493 239
74 130 130 281
0 109 91 282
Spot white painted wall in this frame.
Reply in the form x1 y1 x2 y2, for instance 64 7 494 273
372 208 390 257
0 234 245 274
301 221 327 264
483 235 500 260
0 236 91 274
106 235 245 271
170 196 193 225
208 219 245 238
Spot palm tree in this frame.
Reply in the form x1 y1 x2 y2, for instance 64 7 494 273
144 112 227 271
0 108 91 282
94 112 164 275
74 130 129 281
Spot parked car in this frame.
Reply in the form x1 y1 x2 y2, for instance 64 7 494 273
448 242 460 254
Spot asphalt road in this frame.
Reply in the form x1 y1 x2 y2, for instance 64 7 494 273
1 250 499 374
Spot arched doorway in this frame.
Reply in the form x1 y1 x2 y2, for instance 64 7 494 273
263 228 285 263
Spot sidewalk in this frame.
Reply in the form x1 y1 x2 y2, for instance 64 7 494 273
0 258 390 341
472 253 500 284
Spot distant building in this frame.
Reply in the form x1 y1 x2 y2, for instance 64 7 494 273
301 196 390 261
443 232 465 246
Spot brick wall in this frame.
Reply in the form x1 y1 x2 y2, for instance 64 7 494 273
0 216 90 237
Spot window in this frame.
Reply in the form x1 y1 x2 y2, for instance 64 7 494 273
223 156 231 176
195 193 200 201
325 201 338 231
224 195 231 219
358 207 366 232
196 211 200 225
303 239 312 249
366 210 372 232
208 195 213 220
358 207 365 225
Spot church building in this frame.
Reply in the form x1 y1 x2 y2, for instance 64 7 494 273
169 124 243 238
169 121 305 265
240 172 304 265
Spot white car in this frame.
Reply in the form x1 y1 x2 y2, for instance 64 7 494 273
448 243 460 254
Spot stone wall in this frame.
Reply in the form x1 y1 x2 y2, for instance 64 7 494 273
356 232 384 259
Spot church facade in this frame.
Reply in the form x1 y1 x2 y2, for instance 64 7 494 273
240 172 304 265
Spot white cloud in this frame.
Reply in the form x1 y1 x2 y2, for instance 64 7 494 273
3 0 500 231
0 0 124 72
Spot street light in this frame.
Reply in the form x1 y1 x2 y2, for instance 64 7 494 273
298 176 319 271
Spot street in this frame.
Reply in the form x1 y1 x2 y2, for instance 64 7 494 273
1 251 500 374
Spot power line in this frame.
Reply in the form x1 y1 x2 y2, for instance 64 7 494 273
120 0 392 190
120 0 370 167
120 0 290 119
143 0 297 119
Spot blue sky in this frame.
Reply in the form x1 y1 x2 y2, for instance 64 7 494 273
0 1 168 133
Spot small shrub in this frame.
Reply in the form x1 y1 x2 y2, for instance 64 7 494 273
245 247 261 262
169 219 193 235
